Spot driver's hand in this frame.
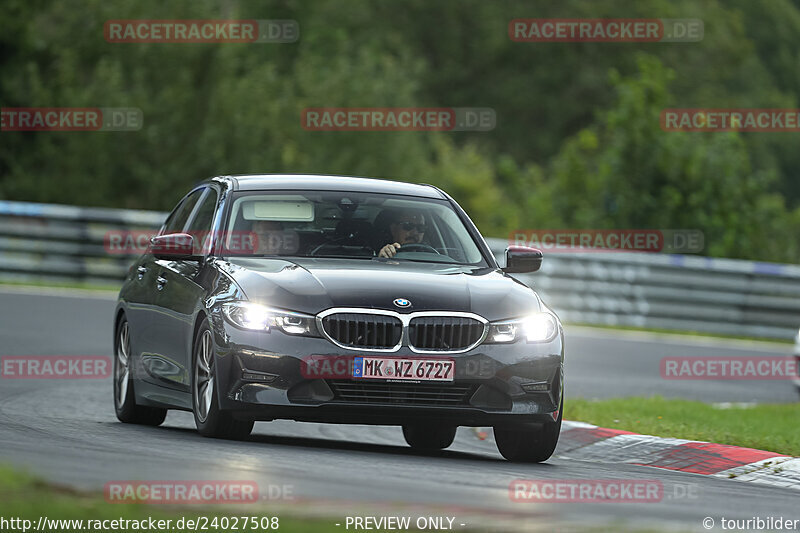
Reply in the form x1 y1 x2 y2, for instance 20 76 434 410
379 242 401 258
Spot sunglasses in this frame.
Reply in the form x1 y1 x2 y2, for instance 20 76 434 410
398 222 427 232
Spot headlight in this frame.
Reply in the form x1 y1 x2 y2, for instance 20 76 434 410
222 302 319 336
487 313 558 343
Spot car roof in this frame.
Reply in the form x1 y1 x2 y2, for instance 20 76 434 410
217 174 445 199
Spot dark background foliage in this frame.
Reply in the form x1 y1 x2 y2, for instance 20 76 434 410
2 0 800 261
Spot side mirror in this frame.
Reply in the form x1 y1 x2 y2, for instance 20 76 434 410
502 246 543 274
149 233 198 260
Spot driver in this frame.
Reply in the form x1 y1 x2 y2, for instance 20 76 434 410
377 210 427 258
251 220 284 254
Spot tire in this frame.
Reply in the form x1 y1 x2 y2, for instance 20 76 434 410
402 424 457 451
192 318 254 440
113 317 167 426
494 400 562 463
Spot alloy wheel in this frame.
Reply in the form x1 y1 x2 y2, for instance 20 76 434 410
194 330 215 422
115 321 130 407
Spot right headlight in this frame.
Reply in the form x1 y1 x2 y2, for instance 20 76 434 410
486 312 559 343
222 302 320 337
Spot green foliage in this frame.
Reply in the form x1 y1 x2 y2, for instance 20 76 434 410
2 0 800 262
541 55 800 261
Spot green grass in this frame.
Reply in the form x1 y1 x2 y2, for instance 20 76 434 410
0 467 342 533
565 396 800 456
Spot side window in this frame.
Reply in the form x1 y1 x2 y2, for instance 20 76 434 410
186 189 219 254
162 189 203 234
187 189 217 234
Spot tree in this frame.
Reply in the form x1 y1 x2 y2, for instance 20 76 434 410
541 54 800 261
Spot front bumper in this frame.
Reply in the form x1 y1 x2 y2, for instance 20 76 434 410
210 313 564 427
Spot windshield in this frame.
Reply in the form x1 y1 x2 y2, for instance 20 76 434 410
221 190 487 266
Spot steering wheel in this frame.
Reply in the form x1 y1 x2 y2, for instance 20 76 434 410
397 243 441 254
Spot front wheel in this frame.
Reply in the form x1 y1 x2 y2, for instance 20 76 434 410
113 317 167 426
192 319 253 440
494 401 562 463
402 424 457 451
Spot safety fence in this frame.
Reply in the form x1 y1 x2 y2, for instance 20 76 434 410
487 239 800 340
1 200 798 339
0 200 165 285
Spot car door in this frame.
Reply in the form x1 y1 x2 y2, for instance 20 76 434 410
135 188 204 390
151 186 219 391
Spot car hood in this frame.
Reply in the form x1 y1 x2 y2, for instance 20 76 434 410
216 257 542 321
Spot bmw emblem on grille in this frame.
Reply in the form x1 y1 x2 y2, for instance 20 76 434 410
393 298 411 308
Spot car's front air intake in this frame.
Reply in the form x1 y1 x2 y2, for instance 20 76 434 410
321 313 403 349
408 316 485 351
327 380 476 406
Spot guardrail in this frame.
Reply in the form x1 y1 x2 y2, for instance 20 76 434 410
0 200 166 284
486 241 800 340
1 200 799 340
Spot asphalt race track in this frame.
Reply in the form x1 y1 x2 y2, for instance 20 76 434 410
1 287 798 531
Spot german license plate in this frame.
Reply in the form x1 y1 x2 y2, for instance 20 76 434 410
353 357 455 381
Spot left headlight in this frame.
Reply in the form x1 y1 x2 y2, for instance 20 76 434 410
222 302 320 337
486 312 559 343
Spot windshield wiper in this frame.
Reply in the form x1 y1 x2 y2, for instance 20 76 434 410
375 257 465 265
222 254 374 260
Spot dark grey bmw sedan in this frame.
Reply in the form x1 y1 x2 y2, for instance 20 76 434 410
113 174 564 462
